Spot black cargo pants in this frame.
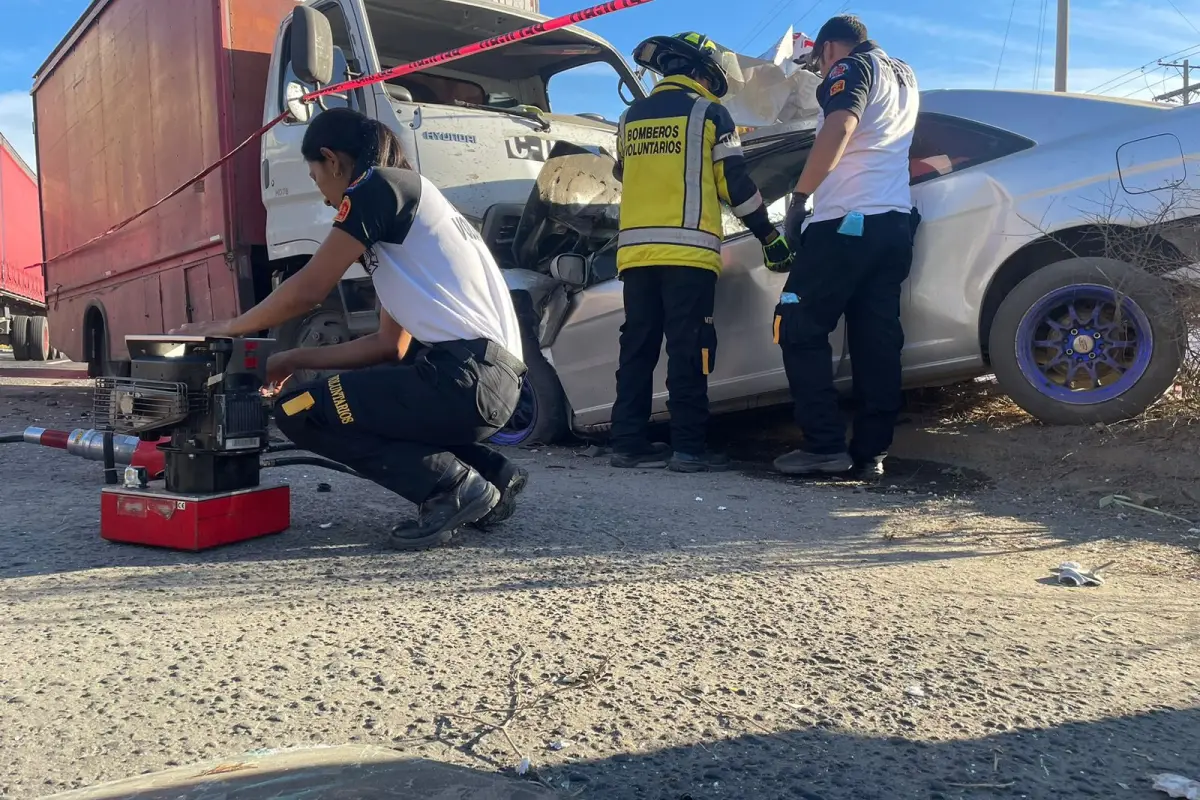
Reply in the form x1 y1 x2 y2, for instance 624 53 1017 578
273 339 526 505
774 210 915 464
610 265 718 457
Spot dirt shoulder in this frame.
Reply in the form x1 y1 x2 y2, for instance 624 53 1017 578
1 384 1198 800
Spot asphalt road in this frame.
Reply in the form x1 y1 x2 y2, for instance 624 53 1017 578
1 386 1198 800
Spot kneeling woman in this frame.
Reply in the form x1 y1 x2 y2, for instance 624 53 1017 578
173 107 527 550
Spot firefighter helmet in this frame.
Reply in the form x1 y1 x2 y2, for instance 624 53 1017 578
632 32 733 97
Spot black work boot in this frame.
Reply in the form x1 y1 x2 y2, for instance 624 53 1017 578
388 463 499 551
610 442 672 469
850 455 886 481
472 463 529 529
668 451 732 473
773 449 854 475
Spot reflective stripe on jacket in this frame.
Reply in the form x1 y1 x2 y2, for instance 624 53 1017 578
615 75 765 275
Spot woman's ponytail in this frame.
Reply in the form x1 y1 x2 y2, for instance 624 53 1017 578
301 107 412 174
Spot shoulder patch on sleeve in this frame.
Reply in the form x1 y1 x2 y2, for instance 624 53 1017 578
827 63 848 80
829 79 846 96
333 196 352 223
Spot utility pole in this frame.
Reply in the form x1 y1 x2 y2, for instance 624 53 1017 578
1054 0 1069 91
1154 59 1193 104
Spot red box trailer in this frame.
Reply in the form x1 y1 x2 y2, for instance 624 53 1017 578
31 0 295 375
0 131 50 361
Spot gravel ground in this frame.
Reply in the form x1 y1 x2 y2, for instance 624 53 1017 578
2 386 1199 799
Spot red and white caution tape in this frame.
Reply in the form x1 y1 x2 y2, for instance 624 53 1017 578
26 0 653 271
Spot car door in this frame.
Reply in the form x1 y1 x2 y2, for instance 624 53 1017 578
262 1 376 264
548 132 819 429
902 112 1037 377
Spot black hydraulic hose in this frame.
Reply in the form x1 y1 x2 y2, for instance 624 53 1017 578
0 432 24 444
260 455 363 479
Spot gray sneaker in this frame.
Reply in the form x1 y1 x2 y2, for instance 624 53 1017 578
773 449 854 475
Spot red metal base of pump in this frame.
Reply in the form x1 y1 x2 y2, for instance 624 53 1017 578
100 484 290 551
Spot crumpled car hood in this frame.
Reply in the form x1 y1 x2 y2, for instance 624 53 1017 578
510 129 817 273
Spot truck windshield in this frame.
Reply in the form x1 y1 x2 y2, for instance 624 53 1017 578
364 0 636 115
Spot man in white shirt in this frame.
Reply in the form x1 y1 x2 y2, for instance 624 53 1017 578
771 15 920 479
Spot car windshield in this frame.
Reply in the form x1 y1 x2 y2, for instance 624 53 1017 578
722 130 815 238
365 0 638 115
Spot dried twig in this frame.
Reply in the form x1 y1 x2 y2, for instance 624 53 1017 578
437 650 613 769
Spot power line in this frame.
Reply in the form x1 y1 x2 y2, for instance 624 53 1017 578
994 0 1018 89
736 0 826 53
1164 0 1200 37
736 0 796 51
1033 0 1050 89
1087 42 1200 93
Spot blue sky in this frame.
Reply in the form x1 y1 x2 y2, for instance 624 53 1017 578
2 0 1199 170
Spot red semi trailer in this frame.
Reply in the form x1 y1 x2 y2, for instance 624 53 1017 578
0 131 50 361
32 0 295 376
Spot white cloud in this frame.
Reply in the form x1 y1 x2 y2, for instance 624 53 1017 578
0 90 36 172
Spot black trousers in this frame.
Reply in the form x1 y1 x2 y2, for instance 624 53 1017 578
610 265 718 457
273 339 525 505
775 211 914 463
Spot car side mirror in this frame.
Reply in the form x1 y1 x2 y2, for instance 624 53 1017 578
291 7 334 85
550 254 588 288
285 82 311 123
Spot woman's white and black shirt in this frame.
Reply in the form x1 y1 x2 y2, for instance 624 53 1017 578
332 167 523 362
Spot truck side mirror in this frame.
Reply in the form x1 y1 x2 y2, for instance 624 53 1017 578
549 254 588 288
291 7 334 86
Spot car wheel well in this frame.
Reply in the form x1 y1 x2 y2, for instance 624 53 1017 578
978 224 1186 361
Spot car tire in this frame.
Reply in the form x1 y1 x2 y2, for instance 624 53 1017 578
488 325 569 447
10 315 31 361
988 256 1184 425
27 316 52 361
270 308 351 385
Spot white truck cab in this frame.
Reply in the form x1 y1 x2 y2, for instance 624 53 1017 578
259 0 645 341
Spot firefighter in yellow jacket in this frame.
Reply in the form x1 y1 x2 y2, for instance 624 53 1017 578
610 32 793 472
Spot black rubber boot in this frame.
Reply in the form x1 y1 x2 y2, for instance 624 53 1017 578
388 463 499 551
668 451 732 473
773 449 854 475
472 464 529 529
610 442 672 469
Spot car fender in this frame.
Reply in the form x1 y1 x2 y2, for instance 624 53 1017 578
503 268 571 349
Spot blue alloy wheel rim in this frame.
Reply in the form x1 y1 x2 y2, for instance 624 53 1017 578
1014 283 1154 405
489 377 539 445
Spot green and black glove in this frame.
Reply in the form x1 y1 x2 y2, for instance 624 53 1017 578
763 234 794 273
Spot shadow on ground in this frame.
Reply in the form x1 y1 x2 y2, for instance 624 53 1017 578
503 706 1200 799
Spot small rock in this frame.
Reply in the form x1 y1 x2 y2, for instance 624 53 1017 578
905 685 925 698
317 483 332 493
549 740 571 751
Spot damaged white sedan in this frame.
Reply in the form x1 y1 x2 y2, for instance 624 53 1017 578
489 89 1200 445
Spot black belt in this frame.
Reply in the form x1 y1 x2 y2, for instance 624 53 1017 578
430 338 527 380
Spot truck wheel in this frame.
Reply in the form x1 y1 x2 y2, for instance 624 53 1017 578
271 308 351 384
10 315 31 361
27 316 52 361
988 257 1184 425
488 326 569 446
